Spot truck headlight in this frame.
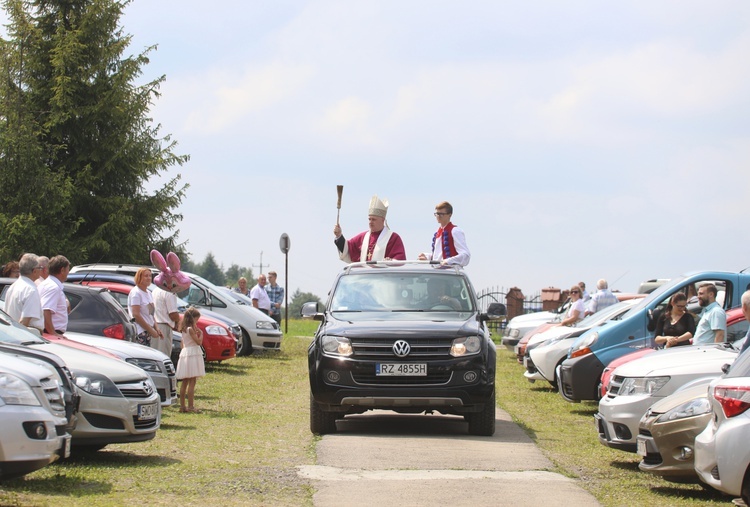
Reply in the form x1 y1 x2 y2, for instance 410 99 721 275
321 336 353 356
451 336 481 357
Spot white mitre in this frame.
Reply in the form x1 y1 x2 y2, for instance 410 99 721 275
368 195 388 218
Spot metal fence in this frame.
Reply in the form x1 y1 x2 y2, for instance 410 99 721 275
476 286 543 332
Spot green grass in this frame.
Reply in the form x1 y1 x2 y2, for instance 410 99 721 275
0 321 734 506
493 345 728 507
0 320 318 507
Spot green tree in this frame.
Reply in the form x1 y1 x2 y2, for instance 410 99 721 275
195 252 225 287
225 264 254 288
0 0 188 264
288 289 322 319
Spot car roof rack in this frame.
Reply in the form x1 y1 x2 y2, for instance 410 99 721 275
342 260 463 275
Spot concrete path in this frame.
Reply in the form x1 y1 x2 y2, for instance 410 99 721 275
298 408 601 507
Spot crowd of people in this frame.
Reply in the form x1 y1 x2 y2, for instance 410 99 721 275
553 275 736 349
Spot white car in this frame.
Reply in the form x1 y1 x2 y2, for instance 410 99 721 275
525 300 640 387
65 331 176 407
694 349 750 502
70 264 282 356
596 342 742 452
501 303 569 351
0 353 71 479
0 313 161 451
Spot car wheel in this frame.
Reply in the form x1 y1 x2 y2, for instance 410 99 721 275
555 365 564 395
741 466 750 505
548 360 565 391
310 394 337 435
466 389 496 436
237 329 253 356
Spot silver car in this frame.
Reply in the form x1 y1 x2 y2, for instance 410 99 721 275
0 353 71 479
0 313 160 451
65 331 176 407
695 348 750 502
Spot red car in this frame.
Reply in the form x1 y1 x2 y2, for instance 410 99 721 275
72 279 237 363
598 306 746 397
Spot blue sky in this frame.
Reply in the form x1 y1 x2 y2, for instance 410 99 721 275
34 1 750 299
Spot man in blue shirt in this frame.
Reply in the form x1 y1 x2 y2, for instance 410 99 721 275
266 271 284 325
693 283 727 345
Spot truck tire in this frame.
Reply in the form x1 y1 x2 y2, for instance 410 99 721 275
310 394 338 435
467 389 496 436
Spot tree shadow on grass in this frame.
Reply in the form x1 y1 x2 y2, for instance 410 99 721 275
1 452 181 496
65 450 180 468
0 473 113 496
610 459 640 471
205 362 252 376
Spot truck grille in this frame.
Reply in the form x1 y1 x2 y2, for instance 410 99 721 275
350 337 454 359
352 371 453 386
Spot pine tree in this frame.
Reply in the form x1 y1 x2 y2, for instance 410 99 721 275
0 0 188 263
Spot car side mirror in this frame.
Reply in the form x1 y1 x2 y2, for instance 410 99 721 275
301 301 324 321
481 302 506 321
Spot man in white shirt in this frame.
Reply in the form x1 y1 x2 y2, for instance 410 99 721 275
153 286 179 357
250 274 271 315
418 201 471 267
5 253 44 332
38 255 71 335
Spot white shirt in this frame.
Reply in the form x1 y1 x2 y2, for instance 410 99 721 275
128 286 155 334
153 287 179 325
39 276 68 332
5 276 44 330
250 284 271 311
424 224 471 267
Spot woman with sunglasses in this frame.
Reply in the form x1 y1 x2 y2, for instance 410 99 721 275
557 285 586 326
654 292 695 348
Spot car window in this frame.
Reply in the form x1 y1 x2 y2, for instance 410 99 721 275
331 273 472 312
66 292 83 312
178 282 215 308
728 318 750 344
727 347 750 378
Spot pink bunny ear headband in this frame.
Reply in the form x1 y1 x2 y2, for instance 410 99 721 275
150 250 191 293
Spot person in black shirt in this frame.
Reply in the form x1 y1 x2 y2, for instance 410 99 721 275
654 292 696 347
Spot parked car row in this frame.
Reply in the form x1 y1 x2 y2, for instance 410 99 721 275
505 269 750 504
0 307 161 479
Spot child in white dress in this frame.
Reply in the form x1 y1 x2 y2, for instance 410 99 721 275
175 307 205 413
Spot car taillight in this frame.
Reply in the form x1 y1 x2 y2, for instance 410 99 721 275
103 323 126 340
714 385 750 418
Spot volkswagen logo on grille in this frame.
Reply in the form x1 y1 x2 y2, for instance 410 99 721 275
142 381 154 396
392 340 411 357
